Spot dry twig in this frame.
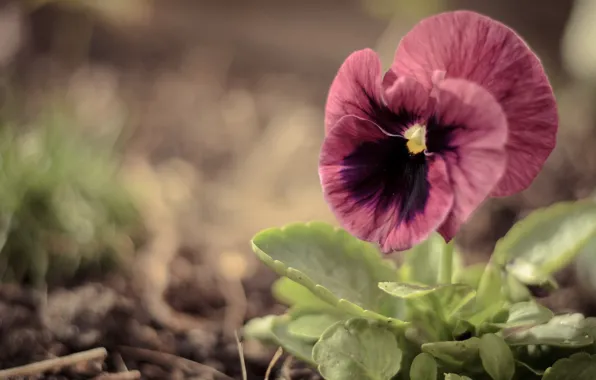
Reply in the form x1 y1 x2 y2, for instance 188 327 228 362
265 347 283 380
0 347 107 379
92 370 141 380
235 330 248 380
119 346 234 380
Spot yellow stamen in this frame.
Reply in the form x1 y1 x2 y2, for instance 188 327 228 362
404 124 427 154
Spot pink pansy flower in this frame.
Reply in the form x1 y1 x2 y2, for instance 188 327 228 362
319 11 558 252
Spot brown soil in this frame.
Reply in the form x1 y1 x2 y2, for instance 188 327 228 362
0 260 321 380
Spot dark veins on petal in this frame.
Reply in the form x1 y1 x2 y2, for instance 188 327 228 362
341 136 428 224
364 89 418 135
338 84 459 225
339 84 430 223
426 115 461 154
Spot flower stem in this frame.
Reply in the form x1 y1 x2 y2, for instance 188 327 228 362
439 242 454 284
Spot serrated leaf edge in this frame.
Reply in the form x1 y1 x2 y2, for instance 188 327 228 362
543 352 596 379
251 222 408 328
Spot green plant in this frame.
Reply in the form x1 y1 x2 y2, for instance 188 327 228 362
0 115 142 285
243 201 596 380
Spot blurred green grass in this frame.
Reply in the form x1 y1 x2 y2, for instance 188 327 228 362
0 110 143 286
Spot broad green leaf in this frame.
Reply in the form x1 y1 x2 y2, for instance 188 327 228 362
252 222 406 327
422 338 481 369
505 259 557 287
400 233 462 285
243 315 315 364
287 311 344 341
504 313 593 347
493 201 596 276
272 277 332 310
579 317 596 339
495 302 553 328
574 237 596 303
479 334 515 380
313 318 402 380
410 353 438 380
542 353 596 380
444 375 472 380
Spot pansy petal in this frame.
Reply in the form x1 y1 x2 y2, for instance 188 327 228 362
392 10 557 196
428 78 508 241
351 76 431 136
382 69 398 90
384 76 431 124
319 115 453 252
325 49 383 134
379 156 454 252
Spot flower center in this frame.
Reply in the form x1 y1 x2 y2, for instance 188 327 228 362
404 124 426 154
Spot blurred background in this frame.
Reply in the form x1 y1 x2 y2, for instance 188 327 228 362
0 0 595 379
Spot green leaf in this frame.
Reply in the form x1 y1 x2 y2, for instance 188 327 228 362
504 313 593 347
542 353 596 380
493 201 596 276
272 276 332 310
460 264 505 325
452 319 476 340
574 236 596 292
378 282 472 300
579 317 596 339
505 258 557 287
440 241 456 284
490 308 510 324
243 315 315 364
313 318 402 380
422 338 481 369
439 285 478 319
380 282 475 317
444 374 472 379
287 311 344 341
476 264 504 307
410 353 438 380
400 233 462 285
243 315 277 341
252 222 406 327
379 282 444 298
271 317 316 364
479 334 515 380
496 302 553 328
